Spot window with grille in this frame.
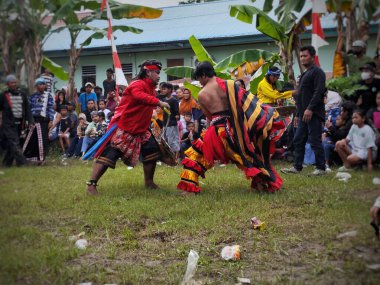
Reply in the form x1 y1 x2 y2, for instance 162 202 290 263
81 65 96 87
167 59 184 82
122 63 133 83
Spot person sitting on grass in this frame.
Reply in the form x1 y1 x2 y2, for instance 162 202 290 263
335 109 377 171
181 121 199 152
81 111 99 156
323 115 348 171
84 99 96 122
74 113 88 157
57 105 71 153
366 91 380 150
370 196 380 240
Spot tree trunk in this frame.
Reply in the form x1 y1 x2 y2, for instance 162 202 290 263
68 43 82 102
23 36 43 94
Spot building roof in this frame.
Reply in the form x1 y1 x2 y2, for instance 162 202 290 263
43 0 337 53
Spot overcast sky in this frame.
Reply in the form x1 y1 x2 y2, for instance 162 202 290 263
118 0 181 8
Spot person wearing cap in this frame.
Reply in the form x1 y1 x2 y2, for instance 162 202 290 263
103 68 116 98
257 66 296 105
343 40 372 75
0 74 33 166
23 77 55 164
355 62 380 113
78 82 97 113
86 59 170 195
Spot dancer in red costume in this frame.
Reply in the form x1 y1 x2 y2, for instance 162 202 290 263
177 62 285 194
86 60 170 195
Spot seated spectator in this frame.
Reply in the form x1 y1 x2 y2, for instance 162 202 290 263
325 90 342 125
57 105 71 152
180 112 193 136
106 90 117 112
355 62 380 113
55 91 68 112
181 121 199 152
98 99 110 120
323 115 345 171
81 111 99 155
179 88 199 117
370 196 380 239
87 111 108 150
366 91 380 148
335 109 377 171
84 99 96 122
74 113 88 157
94 86 103 101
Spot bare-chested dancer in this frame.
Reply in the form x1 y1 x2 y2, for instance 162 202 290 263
177 61 284 194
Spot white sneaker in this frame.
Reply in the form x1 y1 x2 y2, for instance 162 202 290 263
337 166 351 172
280 166 301 174
308 169 326 176
325 165 332 173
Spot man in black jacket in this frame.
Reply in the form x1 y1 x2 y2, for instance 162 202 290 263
281 46 327 175
0 75 33 166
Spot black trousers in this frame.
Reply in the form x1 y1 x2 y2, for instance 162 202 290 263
1 125 26 167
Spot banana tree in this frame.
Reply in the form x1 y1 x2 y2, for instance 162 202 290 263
230 1 312 85
164 35 280 98
50 0 162 100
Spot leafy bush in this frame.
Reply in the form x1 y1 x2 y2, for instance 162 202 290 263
326 75 367 98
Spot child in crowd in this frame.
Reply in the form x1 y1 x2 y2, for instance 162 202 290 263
370 196 380 239
323 115 346 170
180 112 193 136
67 101 78 139
57 105 71 152
181 121 199 152
98 99 110 121
335 109 377 171
84 99 96 122
75 113 88 157
81 111 99 155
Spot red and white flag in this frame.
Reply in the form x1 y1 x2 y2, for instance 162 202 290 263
101 0 128 87
311 0 329 66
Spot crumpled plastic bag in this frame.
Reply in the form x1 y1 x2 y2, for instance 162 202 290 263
181 250 199 285
221 245 241 261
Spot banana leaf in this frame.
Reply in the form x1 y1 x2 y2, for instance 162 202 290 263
42 56 69 81
189 35 216 65
164 66 194 79
214 49 275 72
80 25 143 47
230 5 287 42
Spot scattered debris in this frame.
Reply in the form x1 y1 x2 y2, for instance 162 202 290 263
181 250 200 285
335 172 352 179
0 171 4 175
221 245 241 261
338 177 349 183
78 283 92 285
251 217 265 230
372 177 380 185
236 277 251 284
219 164 226 167
199 181 205 185
69 231 85 241
75 239 88 249
336 230 357 239
367 264 380 270
127 166 133 170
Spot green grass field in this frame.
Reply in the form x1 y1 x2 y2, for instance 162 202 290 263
0 158 380 284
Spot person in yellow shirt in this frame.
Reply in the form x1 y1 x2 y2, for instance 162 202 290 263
257 67 295 105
